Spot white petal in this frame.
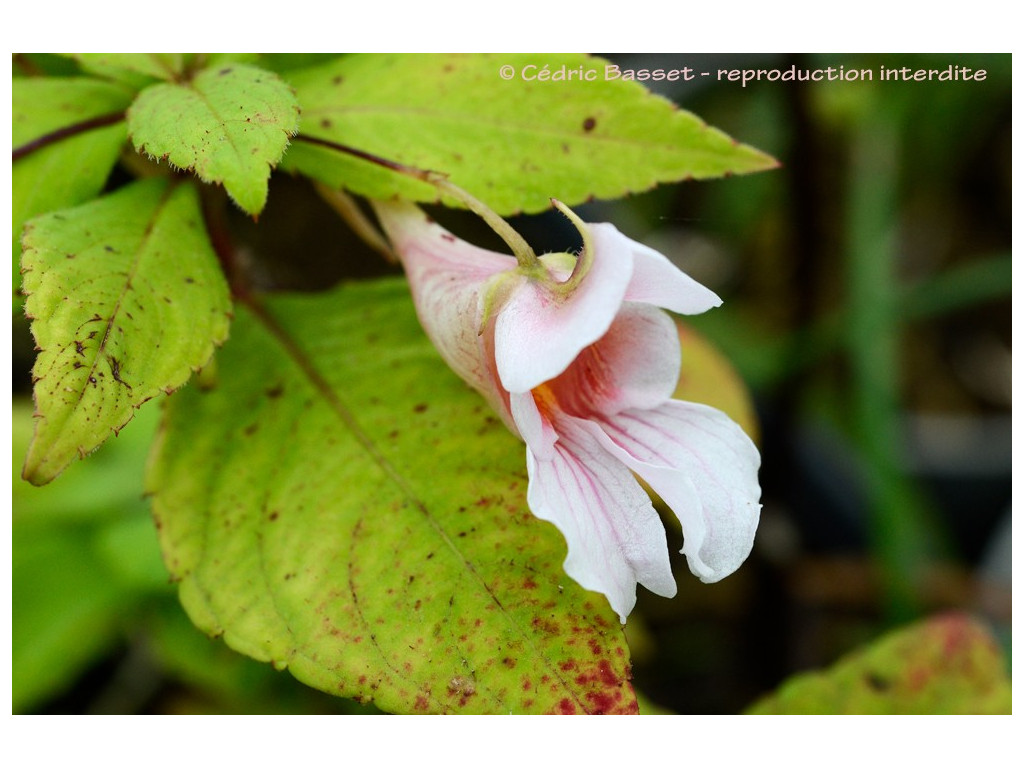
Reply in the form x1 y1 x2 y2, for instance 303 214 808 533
494 231 633 394
587 223 722 315
545 302 681 418
526 413 677 623
587 401 761 583
373 200 515 406
508 390 557 461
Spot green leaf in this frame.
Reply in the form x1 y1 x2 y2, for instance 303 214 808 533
127 64 300 214
13 77 133 298
73 53 188 83
21 178 232 485
282 53 778 215
746 613 1012 714
148 278 638 715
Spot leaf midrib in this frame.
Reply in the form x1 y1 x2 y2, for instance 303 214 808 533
298 103 759 162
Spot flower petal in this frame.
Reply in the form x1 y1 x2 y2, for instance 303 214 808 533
494 231 633 394
587 223 722 315
508 390 557 460
373 200 514 405
545 302 681 417
587 401 761 583
525 413 677 623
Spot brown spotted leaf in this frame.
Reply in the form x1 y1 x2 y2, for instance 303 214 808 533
127 63 300 215
747 613 1012 714
281 53 777 215
12 76 133 300
147 278 638 714
21 178 232 484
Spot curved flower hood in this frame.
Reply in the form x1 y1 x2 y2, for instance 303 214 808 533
374 199 761 622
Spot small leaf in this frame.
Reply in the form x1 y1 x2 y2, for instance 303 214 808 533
282 53 777 215
21 178 232 485
148 278 637 714
127 64 300 214
13 77 133 296
746 613 1012 714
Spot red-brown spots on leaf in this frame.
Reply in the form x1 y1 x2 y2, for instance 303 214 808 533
558 698 577 715
447 676 476 706
532 616 559 635
502 657 516 669
414 695 430 711
585 691 621 714
582 116 597 132
522 577 538 590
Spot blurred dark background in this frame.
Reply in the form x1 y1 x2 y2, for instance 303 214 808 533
12 53 1011 714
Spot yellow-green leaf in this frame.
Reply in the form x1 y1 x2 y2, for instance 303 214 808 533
747 613 1012 714
13 77 133 299
127 64 300 215
148 278 638 714
21 178 232 484
283 53 778 215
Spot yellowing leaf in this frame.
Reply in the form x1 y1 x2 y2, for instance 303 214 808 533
21 179 232 484
148 278 638 714
747 613 1012 714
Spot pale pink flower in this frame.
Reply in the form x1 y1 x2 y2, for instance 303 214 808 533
373 199 761 622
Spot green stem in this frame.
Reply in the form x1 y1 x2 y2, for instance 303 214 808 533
428 175 538 268
292 133 538 267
